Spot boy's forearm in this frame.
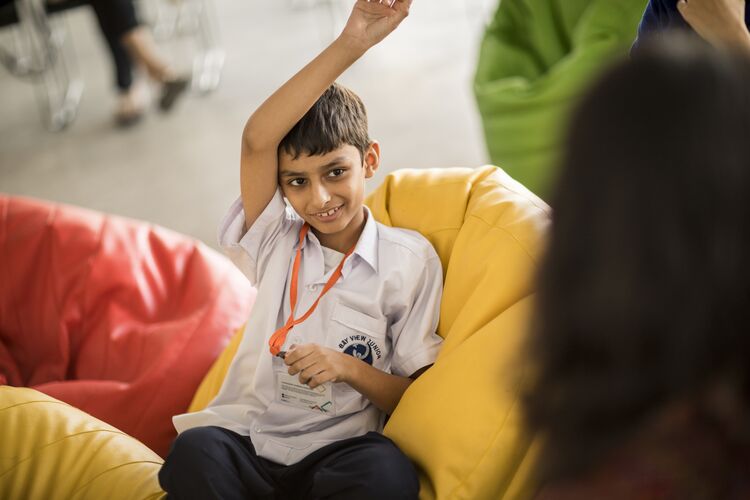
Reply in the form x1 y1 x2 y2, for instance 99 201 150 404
243 35 368 151
344 356 414 415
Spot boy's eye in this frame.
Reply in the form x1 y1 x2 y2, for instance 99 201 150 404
289 178 306 187
328 168 345 177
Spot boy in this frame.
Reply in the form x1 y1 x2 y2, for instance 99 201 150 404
158 1 443 498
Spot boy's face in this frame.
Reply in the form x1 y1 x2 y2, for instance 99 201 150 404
278 142 380 246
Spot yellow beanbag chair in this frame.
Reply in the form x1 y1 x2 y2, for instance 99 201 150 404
189 166 550 499
0 386 164 500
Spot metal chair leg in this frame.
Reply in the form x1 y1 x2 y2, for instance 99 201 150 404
0 0 83 130
146 0 225 94
190 0 223 93
34 14 82 131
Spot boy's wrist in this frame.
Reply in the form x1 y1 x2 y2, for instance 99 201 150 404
333 33 371 59
339 351 362 386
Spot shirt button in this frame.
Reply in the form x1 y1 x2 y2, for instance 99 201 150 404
307 284 318 292
255 427 262 433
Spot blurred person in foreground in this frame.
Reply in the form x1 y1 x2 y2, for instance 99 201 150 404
523 35 750 499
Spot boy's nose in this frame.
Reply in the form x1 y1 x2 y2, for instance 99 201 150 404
311 183 331 207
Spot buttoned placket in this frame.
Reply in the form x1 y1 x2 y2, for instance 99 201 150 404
302 232 356 290
301 235 328 293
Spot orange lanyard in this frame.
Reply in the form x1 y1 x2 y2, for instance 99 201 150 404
268 223 355 356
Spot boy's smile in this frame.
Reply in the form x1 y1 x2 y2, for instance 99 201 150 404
310 204 345 223
279 143 380 252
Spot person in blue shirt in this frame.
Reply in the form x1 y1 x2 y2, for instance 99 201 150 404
633 0 750 52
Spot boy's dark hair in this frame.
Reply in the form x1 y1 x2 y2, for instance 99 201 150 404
523 34 750 484
279 82 371 160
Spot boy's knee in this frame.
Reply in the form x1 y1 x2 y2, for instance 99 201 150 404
366 441 419 498
315 435 419 500
168 426 225 458
159 427 229 486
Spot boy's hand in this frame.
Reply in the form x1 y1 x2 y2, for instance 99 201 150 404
677 0 750 50
339 0 413 52
284 342 420 414
284 343 355 389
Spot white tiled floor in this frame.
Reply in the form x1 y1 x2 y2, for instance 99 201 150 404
0 0 494 248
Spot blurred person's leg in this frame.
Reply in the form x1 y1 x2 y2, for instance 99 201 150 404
89 3 143 125
89 0 188 124
122 26 189 112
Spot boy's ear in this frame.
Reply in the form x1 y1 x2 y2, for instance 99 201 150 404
363 141 380 179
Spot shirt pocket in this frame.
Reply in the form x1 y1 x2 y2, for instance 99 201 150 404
331 302 387 338
328 302 388 374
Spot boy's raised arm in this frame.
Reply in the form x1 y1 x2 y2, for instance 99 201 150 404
239 0 412 229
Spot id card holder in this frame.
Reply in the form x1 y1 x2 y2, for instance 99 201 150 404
275 372 335 415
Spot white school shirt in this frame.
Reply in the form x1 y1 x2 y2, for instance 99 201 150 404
173 189 443 465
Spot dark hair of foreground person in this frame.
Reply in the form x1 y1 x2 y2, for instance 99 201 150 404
524 35 750 499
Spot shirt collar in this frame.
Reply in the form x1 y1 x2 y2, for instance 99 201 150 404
301 205 379 280
349 206 378 275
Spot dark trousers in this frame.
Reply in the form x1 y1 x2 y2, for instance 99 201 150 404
158 427 420 500
88 0 140 91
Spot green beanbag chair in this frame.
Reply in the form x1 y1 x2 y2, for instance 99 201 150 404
474 0 647 198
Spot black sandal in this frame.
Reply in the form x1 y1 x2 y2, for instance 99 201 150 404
159 77 190 112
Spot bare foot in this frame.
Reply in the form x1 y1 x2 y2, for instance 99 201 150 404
115 81 148 127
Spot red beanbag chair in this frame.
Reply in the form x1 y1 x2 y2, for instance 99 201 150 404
0 195 255 457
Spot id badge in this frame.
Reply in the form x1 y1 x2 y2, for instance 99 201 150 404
275 372 335 415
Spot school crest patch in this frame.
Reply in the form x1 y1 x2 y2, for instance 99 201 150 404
338 334 382 366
